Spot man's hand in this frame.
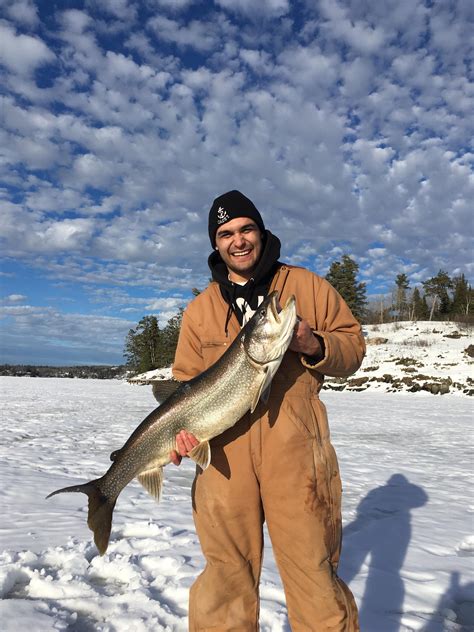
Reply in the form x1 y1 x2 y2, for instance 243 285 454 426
289 318 323 360
170 430 200 466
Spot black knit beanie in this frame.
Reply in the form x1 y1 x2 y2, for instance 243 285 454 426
208 190 265 247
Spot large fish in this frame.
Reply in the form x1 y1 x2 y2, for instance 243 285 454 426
47 291 297 555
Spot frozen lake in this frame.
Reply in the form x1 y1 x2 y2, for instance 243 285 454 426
0 377 472 631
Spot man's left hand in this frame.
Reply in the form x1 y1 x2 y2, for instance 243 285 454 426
289 318 323 360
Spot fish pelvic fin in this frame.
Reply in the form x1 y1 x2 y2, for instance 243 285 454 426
137 466 164 501
188 440 211 470
46 479 116 556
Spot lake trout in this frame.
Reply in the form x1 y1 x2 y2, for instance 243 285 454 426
47 291 297 555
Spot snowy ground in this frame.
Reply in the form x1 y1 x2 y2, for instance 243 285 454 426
0 376 473 631
353 321 473 395
130 321 474 397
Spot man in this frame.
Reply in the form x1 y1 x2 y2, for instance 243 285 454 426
171 190 365 631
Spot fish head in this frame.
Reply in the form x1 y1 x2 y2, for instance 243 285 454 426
242 291 297 364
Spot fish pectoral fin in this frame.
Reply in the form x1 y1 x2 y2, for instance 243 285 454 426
137 466 164 501
188 441 211 470
250 367 272 413
260 384 271 405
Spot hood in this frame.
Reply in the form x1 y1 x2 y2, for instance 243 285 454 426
207 230 282 332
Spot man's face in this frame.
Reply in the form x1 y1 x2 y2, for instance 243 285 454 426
215 216 263 282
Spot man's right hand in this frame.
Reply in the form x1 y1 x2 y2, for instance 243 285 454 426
170 430 199 466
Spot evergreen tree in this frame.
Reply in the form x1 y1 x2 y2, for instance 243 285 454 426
422 270 453 320
124 315 161 374
421 295 430 319
410 287 429 320
124 308 185 374
451 274 472 317
394 273 410 320
326 254 367 321
159 309 184 366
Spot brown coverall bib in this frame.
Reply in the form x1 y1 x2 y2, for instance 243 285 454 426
173 266 364 631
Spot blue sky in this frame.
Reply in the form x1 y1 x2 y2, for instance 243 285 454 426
0 0 473 365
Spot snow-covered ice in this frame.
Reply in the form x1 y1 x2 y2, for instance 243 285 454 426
0 376 473 631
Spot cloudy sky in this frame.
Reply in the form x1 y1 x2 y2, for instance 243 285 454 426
0 0 473 365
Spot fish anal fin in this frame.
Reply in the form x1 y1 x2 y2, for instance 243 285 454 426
137 466 164 502
188 441 211 470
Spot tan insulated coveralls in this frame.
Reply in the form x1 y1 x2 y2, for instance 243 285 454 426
173 265 366 631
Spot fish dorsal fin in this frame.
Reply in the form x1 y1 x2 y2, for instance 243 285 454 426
137 466 164 501
152 379 181 403
188 441 211 470
110 448 122 462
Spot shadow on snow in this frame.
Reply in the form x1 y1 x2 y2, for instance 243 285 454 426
340 473 428 631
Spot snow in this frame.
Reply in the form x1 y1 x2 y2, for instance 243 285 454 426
320 321 474 396
129 321 474 397
128 367 174 384
1 374 473 631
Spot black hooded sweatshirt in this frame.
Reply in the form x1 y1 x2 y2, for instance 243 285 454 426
208 230 282 334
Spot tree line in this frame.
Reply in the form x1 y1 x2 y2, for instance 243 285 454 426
0 365 126 379
124 310 183 375
124 257 472 374
325 256 472 325
371 270 472 324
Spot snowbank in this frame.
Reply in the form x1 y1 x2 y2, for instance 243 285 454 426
129 321 474 397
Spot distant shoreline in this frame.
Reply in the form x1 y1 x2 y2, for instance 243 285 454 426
0 364 127 379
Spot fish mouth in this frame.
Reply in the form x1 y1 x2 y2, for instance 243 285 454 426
270 293 295 324
269 293 280 322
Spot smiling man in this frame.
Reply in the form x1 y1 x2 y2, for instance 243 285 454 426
171 189 365 631
215 217 262 281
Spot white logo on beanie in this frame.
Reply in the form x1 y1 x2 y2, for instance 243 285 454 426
217 206 230 225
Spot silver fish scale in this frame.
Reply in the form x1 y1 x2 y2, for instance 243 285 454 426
102 343 263 498
47 292 297 556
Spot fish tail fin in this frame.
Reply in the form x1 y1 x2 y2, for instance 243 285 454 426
46 479 116 556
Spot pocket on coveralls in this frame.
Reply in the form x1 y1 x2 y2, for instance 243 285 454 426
201 339 229 369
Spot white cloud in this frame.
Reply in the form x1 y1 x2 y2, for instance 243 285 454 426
147 16 218 51
3 0 39 27
59 8 92 33
276 45 339 97
0 303 135 363
319 0 386 54
215 0 290 18
341 57 375 99
3 294 27 303
86 0 137 21
152 0 198 10
0 0 473 369
239 48 273 74
0 21 54 74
